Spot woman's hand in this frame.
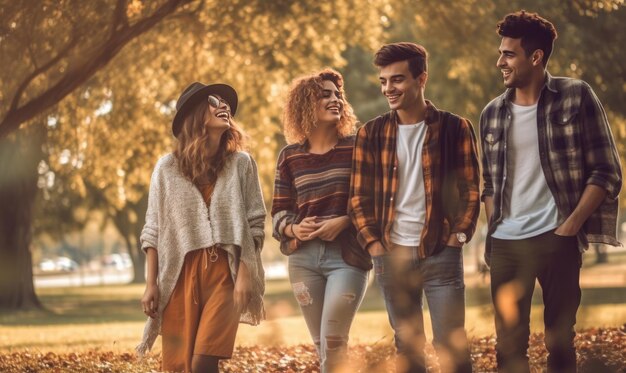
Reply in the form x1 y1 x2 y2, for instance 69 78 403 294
234 261 253 314
307 216 350 241
290 216 318 241
141 283 159 319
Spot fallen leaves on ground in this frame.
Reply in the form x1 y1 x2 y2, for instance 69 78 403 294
0 327 624 372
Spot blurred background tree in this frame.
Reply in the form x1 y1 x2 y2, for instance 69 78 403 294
0 0 388 309
339 0 626 266
0 0 623 310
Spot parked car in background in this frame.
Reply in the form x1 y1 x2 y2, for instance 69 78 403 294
38 257 79 272
264 261 288 280
101 253 132 270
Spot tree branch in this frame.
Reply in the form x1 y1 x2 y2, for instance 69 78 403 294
168 0 205 21
9 35 80 113
112 0 129 32
0 0 192 139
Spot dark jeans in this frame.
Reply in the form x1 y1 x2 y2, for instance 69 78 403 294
490 230 581 373
374 244 473 373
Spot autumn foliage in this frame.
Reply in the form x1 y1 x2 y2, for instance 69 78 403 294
1 327 624 373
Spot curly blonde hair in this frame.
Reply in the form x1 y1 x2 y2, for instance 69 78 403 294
174 100 246 186
283 68 357 144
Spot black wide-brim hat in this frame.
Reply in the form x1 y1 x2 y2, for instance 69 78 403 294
172 82 238 137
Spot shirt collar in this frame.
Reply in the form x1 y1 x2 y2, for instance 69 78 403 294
544 71 558 93
497 71 557 109
390 100 440 126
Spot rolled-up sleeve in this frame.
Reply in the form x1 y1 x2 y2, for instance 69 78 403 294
349 125 382 249
451 118 481 240
271 148 297 241
580 83 622 200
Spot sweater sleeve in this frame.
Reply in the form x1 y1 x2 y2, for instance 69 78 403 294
271 147 298 240
245 155 267 250
140 163 161 252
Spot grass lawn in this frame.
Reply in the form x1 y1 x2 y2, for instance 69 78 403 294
1 279 625 353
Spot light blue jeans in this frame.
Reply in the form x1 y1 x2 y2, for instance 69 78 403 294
288 238 368 373
373 244 472 373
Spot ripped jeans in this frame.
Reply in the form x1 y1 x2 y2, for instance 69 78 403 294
288 238 368 373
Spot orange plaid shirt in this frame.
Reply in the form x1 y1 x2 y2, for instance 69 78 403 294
349 101 480 258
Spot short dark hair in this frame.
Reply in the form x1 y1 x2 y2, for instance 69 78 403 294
374 42 428 78
497 10 558 66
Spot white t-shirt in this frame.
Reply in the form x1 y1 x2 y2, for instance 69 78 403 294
390 121 427 246
492 102 559 239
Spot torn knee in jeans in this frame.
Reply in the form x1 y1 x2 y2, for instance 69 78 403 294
341 293 356 303
292 282 313 306
325 335 346 350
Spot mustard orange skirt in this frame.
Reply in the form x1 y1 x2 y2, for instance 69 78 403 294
161 247 239 373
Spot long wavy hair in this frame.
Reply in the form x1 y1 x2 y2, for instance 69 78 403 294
173 100 246 185
283 68 357 144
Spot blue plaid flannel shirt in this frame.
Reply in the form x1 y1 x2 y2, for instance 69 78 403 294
480 72 622 250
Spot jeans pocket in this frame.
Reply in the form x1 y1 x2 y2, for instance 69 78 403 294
552 232 579 245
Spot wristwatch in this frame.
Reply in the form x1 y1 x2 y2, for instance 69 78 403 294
456 232 467 244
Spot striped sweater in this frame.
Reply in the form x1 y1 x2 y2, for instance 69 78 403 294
271 136 371 270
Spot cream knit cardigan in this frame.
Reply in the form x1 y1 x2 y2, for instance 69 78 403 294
136 152 266 355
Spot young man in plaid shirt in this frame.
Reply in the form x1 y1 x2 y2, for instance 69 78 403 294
349 42 480 373
481 11 622 373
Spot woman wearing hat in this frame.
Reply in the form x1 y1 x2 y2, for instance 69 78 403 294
137 82 266 373
271 69 371 372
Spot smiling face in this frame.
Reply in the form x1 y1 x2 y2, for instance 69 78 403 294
315 80 344 126
378 60 425 112
497 37 541 89
205 94 231 130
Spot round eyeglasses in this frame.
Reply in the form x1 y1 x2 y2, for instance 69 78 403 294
208 95 231 112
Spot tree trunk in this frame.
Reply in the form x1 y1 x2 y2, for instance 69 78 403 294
120 227 146 285
0 128 45 310
129 237 146 284
111 194 148 284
